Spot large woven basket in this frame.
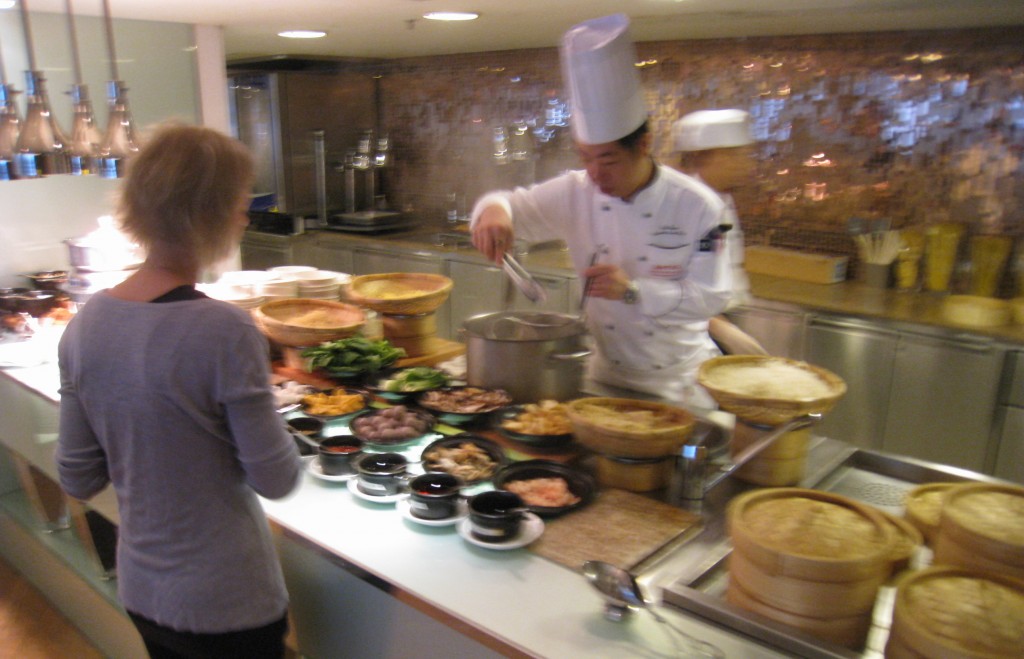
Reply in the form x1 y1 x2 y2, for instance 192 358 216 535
564 397 695 459
254 298 365 348
345 273 453 315
698 355 846 426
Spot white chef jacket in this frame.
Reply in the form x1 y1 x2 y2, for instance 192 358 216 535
472 164 733 407
691 175 750 308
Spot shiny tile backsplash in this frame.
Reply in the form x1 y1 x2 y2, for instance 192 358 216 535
379 28 1024 295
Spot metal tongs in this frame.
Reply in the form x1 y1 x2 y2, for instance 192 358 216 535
502 252 548 304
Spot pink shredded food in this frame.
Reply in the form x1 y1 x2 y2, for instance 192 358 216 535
504 477 580 508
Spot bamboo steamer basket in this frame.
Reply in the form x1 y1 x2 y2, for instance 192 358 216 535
253 298 366 348
346 273 452 315
725 577 872 650
593 455 674 492
698 355 846 426
728 488 893 583
382 312 437 338
886 566 1024 659
564 397 695 459
903 482 958 545
879 510 924 576
730 424 810 486
932 483 1024 581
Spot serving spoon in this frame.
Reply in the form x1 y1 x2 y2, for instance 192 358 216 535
581 560 724 658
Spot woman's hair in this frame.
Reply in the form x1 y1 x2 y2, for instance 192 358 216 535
117 122 254 269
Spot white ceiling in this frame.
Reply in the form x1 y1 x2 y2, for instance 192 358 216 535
18 0 1024 61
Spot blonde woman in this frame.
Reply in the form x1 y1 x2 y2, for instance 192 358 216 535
56 123 301 658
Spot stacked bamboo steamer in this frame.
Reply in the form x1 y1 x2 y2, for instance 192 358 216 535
932 482 1024 582
726 488 895 650
698 356 846 486
345 273 452 358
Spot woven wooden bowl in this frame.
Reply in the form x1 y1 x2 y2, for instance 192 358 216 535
346 273 453 315
698 355 847 426
254 298 365 348
564 397 695 459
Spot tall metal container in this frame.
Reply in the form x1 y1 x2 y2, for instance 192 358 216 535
227 63 380 219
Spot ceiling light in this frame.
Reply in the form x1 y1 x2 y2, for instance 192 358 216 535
278 30 327 39
423 12 479 21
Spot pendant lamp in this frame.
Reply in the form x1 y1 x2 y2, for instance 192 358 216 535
66 0 101 176
97 0 139 179
14 0 71 178
0 34 21 181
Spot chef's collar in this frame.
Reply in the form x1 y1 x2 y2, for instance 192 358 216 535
619 158 659 203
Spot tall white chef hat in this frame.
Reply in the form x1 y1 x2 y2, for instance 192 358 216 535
560 14 648 145
672 109 753 152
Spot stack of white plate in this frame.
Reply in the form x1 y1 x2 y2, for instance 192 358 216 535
256 276 299 300
197 283 266 310
295 270 350 300
269 265 317 277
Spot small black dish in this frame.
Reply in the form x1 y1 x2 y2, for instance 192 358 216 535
420 434 507 484
492 405 575 449
317 437 364 476
467 490 525 543
492 460 596 517
355 452 409 496
407 473 464 520
416 386 512 426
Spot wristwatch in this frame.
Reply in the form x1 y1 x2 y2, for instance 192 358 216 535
622 280 640 305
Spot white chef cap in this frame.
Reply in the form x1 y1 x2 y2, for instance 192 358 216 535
560 14 648 145
672 109 753 152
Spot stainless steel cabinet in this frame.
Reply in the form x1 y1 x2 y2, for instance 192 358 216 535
883 330 1004 472
726 301 807 359
995 351 1024 484
806 314 1005 473
806 316 898 451
352 247 451 338
308 236 355 274
240 233 295 270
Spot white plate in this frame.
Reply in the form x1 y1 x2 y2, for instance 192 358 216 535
397 498 468 527
457 513 544 550
347 477 408 504
305 456 357 482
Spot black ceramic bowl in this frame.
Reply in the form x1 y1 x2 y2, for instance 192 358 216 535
25 270 69 292
420 434 507 484
407 473 464 520
492 460 596 517
286 416 325 437
355 452 409 496
318 437 364 476
348 406 435 446
492 405 576 449
467 490 525 543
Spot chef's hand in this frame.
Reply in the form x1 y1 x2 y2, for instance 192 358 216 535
471 205 515 264
583 264 632 301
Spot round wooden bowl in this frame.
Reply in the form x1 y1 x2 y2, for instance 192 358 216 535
903 482 959 545
879 510 924 576
697 355 846 426
564 397 695 459
933 482 1024 580
728 488 893 583
346 273 453 315
253 298 366 348
887 566 1024 659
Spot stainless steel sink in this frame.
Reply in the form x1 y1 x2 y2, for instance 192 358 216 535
635 436 1010 659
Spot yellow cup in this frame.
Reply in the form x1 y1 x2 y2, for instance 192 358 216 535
924 223 965 293
969 235 1012 298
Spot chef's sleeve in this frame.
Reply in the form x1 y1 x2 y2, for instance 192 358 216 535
470 174 577 244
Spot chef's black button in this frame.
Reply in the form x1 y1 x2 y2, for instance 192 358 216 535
637 255 647 262
645 330 654 336
642 213 652 218
601 205 611 211
605 324 615 331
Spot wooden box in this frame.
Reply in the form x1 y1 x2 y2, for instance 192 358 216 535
744 246 848 284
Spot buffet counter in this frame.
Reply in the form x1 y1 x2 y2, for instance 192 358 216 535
0 351 789 659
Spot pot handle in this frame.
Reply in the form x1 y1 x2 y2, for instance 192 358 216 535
548 348 592 362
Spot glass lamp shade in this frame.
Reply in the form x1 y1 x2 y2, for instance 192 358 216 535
68 84 101 176
0 83 20 181
14 71 71 178
98 80 139 179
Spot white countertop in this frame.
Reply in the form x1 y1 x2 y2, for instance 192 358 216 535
0 337 787 658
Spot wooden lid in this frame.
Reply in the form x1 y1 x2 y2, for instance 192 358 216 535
903 482 958 544
728 488 892 582
939 483 1024 563
890 566 1024 659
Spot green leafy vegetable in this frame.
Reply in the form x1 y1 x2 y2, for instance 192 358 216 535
382 367 449 392
301 337 406 378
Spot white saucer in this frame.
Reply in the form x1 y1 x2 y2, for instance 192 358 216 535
305 456 357 482
347 477 408 504
457 513 544 550
397 498 468 527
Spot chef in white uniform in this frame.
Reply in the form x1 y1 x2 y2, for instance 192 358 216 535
471 14 733 408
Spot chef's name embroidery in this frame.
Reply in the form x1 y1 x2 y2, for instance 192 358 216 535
647 226 689 250
698 224 732 252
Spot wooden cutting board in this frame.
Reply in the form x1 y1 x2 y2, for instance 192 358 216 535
529 488 701 571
